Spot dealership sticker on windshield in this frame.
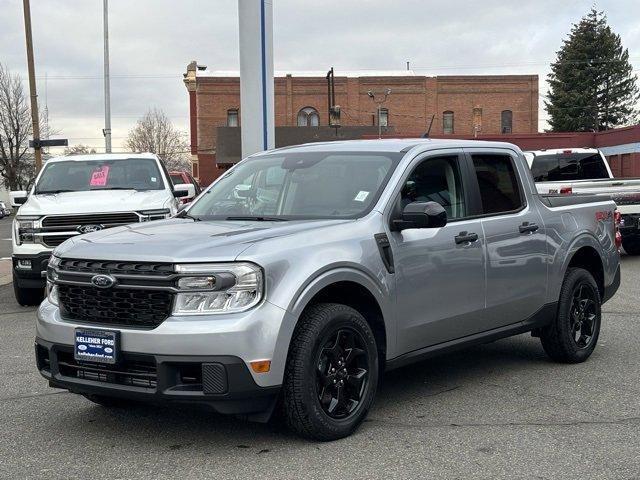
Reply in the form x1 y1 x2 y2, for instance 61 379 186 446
89 166 110 186
354 191 369 202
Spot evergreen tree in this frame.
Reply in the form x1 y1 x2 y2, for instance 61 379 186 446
546 8 639 132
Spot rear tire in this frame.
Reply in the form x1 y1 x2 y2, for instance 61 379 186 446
540 267 601 363
283 303 379 441
13 280 44 306
622 238 640 256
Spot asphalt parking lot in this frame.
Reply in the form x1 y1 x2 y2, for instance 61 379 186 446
0 215 638 479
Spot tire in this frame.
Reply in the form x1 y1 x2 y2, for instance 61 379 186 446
283 303 379 441
540 267 601 363
82 394 138 408
622 238 640 256
13 281 44 306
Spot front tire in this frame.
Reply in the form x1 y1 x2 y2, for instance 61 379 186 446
540 267 601 363
13 279 44 306
283 303 379 441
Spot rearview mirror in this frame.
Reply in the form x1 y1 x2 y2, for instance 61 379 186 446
173 183 196 199
10 191 28 207
392 201 447 231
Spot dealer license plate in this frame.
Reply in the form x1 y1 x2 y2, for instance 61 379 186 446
74 329 119 364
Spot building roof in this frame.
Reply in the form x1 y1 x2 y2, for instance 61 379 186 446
197 69 420 78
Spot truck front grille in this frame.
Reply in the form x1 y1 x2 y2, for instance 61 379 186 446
58 284 172 328
42 212 140 229
59 258 174 276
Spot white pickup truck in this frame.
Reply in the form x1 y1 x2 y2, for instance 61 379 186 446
11 153 195 305
525 148 640 255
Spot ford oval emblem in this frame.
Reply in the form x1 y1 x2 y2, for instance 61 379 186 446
77 224 104 234
91 274 116 289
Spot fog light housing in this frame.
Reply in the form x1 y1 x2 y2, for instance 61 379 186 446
16 259 32 269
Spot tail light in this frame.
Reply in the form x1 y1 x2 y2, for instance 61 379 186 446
614 209 622 251
560 186 573 195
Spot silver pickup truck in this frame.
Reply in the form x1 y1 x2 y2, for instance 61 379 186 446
36 139 621 441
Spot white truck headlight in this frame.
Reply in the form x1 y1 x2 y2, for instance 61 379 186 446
173 262 263 314
139 209 171 221
14 216 41 245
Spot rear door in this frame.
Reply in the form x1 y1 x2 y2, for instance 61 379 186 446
465 148 548 327
388 150 488 352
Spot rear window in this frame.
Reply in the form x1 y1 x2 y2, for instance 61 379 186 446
530 153 609 182
170 173 184 185
472 154 523 214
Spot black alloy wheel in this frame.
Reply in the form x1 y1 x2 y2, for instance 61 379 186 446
569 282 598 349
315 328 369 419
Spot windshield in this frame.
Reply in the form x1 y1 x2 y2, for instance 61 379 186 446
187 151 401 220
35 158 165 193
530 153 609 182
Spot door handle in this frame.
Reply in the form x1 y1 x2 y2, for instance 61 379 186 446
454 231 479 244
519 222 539 234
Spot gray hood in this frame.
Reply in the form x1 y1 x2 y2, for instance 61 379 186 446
53 218 350 262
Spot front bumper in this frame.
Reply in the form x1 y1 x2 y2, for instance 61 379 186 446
12 252 51 289
35 337 279 417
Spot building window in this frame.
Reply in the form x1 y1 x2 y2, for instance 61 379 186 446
297 107 320 127
443 111 454 134
227 109 239 127
473 107 482 134
378 108 389 127
501 110 513 134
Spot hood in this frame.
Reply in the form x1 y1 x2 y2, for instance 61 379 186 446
54 217 350 262
17 190 172 216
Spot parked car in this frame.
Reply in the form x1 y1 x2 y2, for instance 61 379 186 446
524 148 640 254
37 139 620 440
12 153 194 306
0 201 11 218
169 170 201 203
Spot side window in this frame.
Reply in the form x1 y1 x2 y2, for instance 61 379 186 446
401 155 466 220
472 154 523 214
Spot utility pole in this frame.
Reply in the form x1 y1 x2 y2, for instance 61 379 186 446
367 88 391 139
103 0 112 153
22 0 42 172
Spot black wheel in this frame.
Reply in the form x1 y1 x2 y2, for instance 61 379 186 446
283 303 378 441
540 267 601 363
82 394 138 408
622 238 640 256
13 279 44 306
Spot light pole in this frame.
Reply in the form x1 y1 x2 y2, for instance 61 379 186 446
103 0 112 153
367 88 391 139
22 0 42 172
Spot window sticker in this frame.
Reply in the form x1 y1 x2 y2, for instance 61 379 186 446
151 176 157 182
354 191 370 202
89 166 110 186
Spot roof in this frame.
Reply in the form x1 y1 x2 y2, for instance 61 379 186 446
46 153 159 163
525 147 600 155
198 69 419 78
260 138 522 155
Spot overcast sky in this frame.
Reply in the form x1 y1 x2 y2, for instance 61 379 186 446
1 0 638 154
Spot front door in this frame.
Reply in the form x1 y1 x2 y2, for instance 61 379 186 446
388 151 488 354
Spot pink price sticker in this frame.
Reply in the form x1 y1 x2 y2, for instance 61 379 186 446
90 166 110 186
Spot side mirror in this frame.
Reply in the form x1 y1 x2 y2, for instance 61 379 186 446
173 183 196 199
392 201 447 231
10 191 28 207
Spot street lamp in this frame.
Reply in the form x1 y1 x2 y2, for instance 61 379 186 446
367 88 391 139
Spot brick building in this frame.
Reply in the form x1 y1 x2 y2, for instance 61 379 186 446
183 62 539 185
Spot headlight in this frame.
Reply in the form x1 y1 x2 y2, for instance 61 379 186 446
14 216 41 245
46 280 59 306
139 209 171 221
173 262 263 315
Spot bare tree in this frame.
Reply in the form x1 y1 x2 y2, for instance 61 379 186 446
125 108 190 171
64 144 96 156
0 63 33 190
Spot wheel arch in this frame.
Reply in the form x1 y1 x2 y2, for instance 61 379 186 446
562 237 605 299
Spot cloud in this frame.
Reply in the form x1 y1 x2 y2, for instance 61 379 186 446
1 0 638 153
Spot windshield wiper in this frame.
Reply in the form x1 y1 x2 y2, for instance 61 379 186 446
225 216 288 222
36 189 74 194
176 210 200 221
